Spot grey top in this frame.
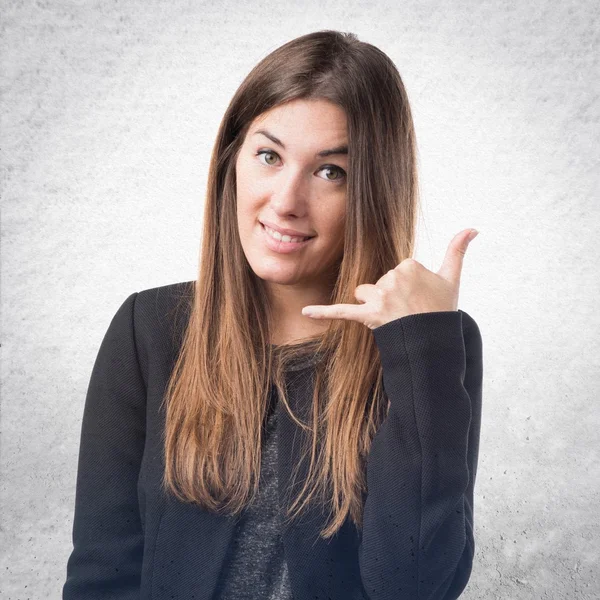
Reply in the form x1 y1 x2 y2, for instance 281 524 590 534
213 403 293 600
213 344 322 600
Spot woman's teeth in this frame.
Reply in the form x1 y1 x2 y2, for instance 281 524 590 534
263 224 311 243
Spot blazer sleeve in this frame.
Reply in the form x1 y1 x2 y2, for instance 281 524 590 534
63 291 147 599
358 309 483 600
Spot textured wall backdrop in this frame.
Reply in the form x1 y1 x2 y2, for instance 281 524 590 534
1 0 598 598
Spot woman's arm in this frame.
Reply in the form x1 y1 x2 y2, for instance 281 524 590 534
63 292 147 599
358 309 483 600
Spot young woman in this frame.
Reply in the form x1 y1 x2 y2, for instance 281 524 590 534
63 30 483 600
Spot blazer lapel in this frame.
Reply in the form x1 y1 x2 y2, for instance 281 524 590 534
151 494 238 600
150 326 239 600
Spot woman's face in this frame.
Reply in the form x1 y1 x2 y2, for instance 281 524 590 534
235 98 348 295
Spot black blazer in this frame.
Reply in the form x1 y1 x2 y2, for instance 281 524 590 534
63 281 483 600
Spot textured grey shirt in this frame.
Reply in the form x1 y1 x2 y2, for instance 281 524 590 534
213 400 292 600
213 346 322 600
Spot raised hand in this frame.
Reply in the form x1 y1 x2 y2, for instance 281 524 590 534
301 228 479 330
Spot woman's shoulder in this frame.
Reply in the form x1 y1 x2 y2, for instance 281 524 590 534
137 280 195 309
133 280 195 355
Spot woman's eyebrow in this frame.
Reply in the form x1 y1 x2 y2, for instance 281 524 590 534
253 129 348 157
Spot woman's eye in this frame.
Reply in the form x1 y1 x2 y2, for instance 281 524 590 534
257 150 279 166
319 166 345 182
255 150 346 183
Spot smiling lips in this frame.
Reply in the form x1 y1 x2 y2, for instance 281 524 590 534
263 224 313 243
260 218 315 237
260 222 316 254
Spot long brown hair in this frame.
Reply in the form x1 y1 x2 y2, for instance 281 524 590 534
161 30 420 540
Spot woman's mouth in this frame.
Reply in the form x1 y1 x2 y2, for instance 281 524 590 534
260 222 316 254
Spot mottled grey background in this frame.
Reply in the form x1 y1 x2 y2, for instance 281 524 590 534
1 0 599 598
